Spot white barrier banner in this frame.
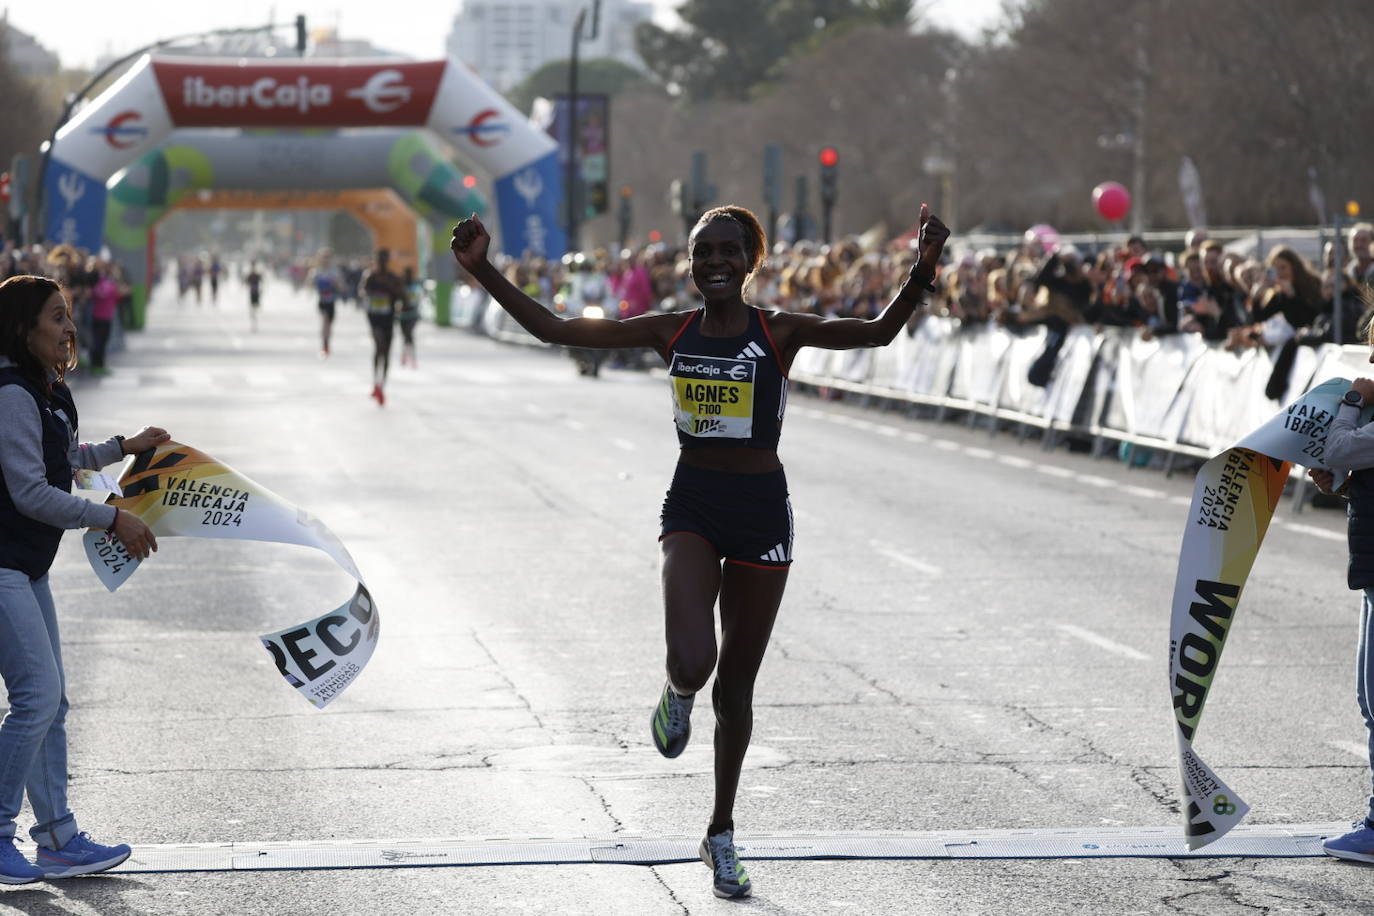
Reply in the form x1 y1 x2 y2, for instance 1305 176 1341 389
1169 377 1359 848
82 442 377 708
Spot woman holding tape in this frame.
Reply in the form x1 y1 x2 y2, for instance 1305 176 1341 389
452 204 949 898
0 275 167 883
1308 326 1374 862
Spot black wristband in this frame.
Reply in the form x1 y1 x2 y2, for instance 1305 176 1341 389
114 434 126 455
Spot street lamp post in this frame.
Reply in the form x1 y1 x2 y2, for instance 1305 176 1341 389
565 0 601 255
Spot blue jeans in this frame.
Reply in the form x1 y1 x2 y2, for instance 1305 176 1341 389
0 569 77 849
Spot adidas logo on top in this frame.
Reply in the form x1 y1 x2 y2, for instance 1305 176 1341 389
737 341 765 360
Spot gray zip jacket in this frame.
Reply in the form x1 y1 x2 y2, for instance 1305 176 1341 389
0 357 120 531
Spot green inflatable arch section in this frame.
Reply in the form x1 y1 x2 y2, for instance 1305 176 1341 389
106 128 487 327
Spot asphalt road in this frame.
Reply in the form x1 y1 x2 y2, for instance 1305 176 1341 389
2 272 1372 915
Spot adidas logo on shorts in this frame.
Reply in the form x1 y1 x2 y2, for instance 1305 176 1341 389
736 341 765 360
760 542 791 563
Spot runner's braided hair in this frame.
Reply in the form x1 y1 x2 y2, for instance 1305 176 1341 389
691 206 768 281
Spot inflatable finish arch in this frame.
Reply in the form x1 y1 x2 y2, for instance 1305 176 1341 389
106 129 485 324
166 187 421 272
46 54 566 264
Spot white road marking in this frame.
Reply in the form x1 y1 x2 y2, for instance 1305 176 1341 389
933 439 960 451
611 438 637 451
997 455 1033 469
1079 474 1114 488
963 447 995 460
870 541 941 576
1329 740 1368 761
449 367 510 385
1035 464 1075 479
903 431 929 443
1122 485 1167 499
176 372 216 389
1057 624 1149 661
563 419 586 432
248 372 287 388
1282 522 1345 542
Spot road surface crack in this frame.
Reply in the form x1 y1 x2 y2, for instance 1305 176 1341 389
648 865 691 914
472 629 545 729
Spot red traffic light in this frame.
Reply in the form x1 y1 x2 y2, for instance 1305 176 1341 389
818 147 839 168
462 174 477 189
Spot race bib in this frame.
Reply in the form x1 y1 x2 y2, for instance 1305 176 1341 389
669 353 755 438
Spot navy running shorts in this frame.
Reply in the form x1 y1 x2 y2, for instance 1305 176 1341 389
659 463 794 568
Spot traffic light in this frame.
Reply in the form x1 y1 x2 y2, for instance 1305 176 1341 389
294 15 307 55
818 146 839 205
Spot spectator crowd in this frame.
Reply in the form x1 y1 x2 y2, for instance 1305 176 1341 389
0 241 135 375
479 220 1374 395
9 217 1373 391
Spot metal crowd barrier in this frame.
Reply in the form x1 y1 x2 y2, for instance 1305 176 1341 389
452 284 1371 484
791 319 1372 472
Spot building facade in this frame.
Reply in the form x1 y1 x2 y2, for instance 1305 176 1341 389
1 14 59 79
446 0 652 93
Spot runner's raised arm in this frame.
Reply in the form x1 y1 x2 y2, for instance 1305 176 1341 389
450 215 674 351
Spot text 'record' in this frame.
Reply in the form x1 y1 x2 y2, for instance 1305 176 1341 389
1170 377 1363 848
82 442 378 708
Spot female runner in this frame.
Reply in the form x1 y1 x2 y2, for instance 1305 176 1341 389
451 203 948 898
360 249 401 406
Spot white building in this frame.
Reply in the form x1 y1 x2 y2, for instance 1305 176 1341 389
1 13 59 79
447 0 652 93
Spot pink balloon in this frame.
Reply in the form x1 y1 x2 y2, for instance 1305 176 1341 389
1093 181 1131 222
1023 223 1060 253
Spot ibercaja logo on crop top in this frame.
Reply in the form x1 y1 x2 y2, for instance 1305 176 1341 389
152 59 446 128
669 354 755 438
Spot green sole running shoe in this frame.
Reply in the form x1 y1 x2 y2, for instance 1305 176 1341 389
650 681 693 758
701 830 752 899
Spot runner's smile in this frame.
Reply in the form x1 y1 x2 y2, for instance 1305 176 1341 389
690 222 749 300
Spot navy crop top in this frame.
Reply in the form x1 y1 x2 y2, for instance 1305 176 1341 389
663 307 788 450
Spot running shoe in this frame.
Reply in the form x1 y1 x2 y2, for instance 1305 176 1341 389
36 832 131 878
1323 820 1374 863
0 838 41 885
650 681 693 758
700 829 751 898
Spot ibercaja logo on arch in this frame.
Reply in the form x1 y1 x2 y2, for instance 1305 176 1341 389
151 59 446 127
